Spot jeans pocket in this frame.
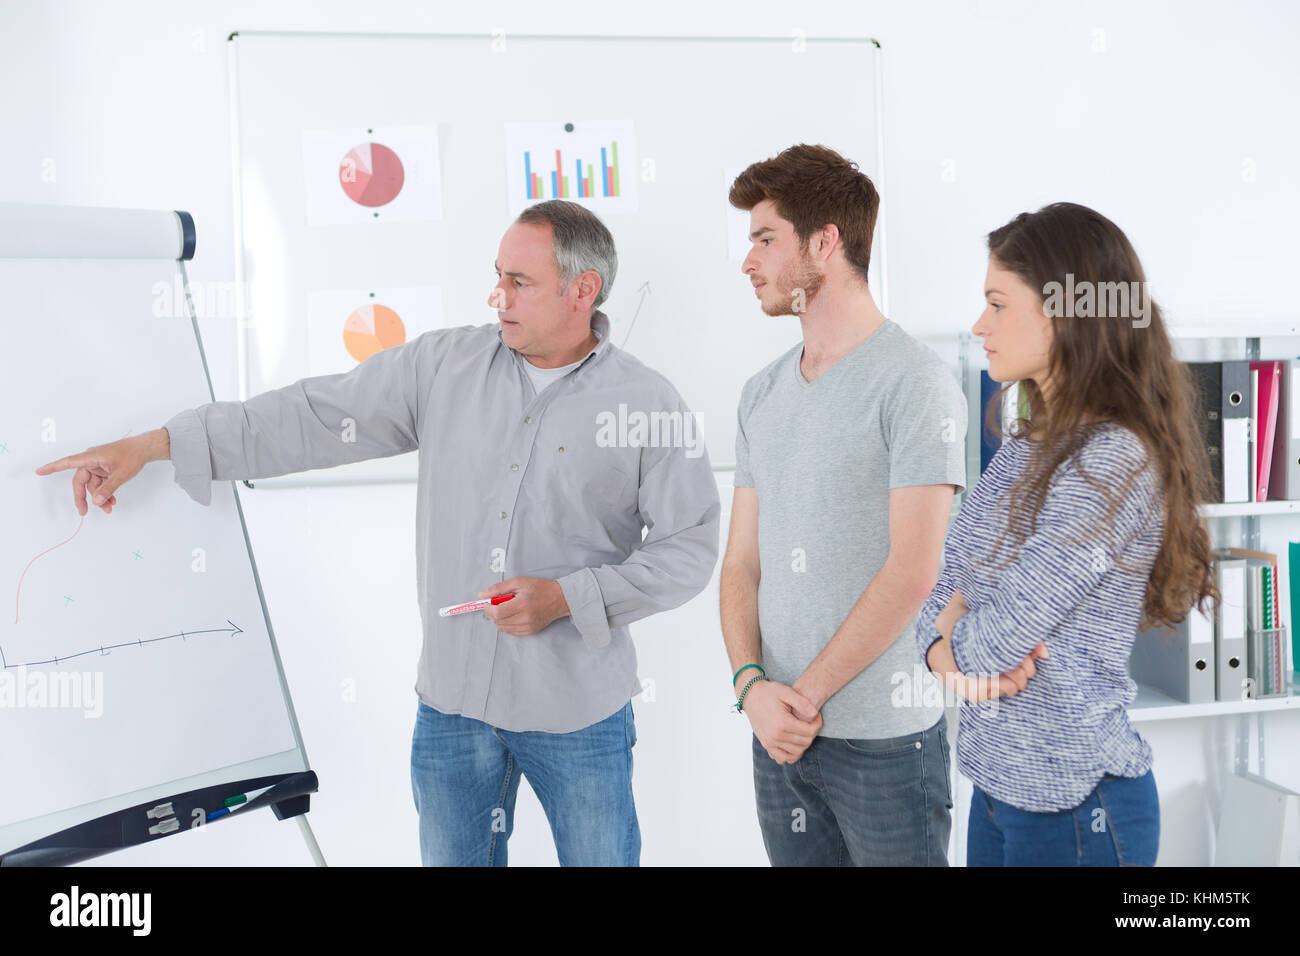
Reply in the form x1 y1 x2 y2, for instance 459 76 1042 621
843 728 925 756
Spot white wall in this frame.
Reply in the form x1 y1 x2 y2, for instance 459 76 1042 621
4 0 1298 866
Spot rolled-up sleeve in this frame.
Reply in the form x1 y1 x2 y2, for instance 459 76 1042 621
163 335 424 506
557 409 721 650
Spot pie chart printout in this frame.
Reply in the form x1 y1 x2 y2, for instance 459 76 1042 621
343 303 407 362
339 142 405 207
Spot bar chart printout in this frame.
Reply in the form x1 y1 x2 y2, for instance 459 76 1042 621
505 120 638 215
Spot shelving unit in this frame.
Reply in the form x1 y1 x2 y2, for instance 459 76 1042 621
1128 494 1300 720
945 330 1300 863
1202 501 1300 518
956 331 1300 712
1129 674 1300 722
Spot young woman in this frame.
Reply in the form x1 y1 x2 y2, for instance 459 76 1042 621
916 202 1219 866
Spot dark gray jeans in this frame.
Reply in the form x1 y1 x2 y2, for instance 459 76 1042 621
752 716 953 866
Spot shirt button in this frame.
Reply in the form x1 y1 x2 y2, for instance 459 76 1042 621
510 463 519 471
524 416 533 424
557 446 565 453
915 741 922 750
499 511 507 519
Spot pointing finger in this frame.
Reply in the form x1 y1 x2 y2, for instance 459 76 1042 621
34 457 69 476
73 466 90 516
36 453 92 476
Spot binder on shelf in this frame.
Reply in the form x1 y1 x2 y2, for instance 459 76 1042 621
1249 365 1258 503
1187 362 1226 502
1214 557 1248 701
979 370 1001 476
1225 547 1280 617
1131 604 1215 703
1192 361 1252 504
1222 361 1252 504
1251 361 1281 502
1269 359 1300 501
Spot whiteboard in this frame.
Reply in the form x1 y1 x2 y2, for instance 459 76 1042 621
229 30 886 478
0 205 309 858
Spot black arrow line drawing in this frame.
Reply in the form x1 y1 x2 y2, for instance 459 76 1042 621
0 620 243 670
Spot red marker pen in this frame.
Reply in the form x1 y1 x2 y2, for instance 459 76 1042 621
439 594 516 617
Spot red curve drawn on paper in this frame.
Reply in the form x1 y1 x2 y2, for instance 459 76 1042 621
14 515 87 623
14 428 133 624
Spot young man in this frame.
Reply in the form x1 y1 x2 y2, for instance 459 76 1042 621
720 144 966 866
36 200 720 867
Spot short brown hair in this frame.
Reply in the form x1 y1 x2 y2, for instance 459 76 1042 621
729 143 879 284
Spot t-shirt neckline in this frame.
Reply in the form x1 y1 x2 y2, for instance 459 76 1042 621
793 319 893 389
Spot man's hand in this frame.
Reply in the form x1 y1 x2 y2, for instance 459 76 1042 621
479 577 570 636
741 680 823 765
33 429 169 516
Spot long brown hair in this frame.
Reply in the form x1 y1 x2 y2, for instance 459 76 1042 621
983 202 1218 630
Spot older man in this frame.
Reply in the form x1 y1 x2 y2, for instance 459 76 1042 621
36 200 721 867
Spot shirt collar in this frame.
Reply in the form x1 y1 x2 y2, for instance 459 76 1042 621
499 309 612 370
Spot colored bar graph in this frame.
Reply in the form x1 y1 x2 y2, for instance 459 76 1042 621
521 141 625 200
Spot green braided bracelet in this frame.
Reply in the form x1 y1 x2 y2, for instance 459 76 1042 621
735 674 766 712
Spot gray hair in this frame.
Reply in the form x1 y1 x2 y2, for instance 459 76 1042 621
515 200 618 309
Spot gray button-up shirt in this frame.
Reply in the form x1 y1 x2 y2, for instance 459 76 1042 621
163 311 721 733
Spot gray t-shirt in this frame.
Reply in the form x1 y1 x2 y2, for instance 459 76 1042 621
734 319 967 739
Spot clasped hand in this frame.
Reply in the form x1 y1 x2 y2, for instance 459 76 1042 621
741 679 823 765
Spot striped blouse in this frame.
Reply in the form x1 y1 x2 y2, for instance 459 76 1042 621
915 421 1165 812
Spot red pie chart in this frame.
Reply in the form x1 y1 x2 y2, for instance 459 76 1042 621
339 142 405 207
343 304 407 363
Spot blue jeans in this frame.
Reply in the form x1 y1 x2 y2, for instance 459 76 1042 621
752 717 953 865
409 699 640 866
967 770 1160 866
